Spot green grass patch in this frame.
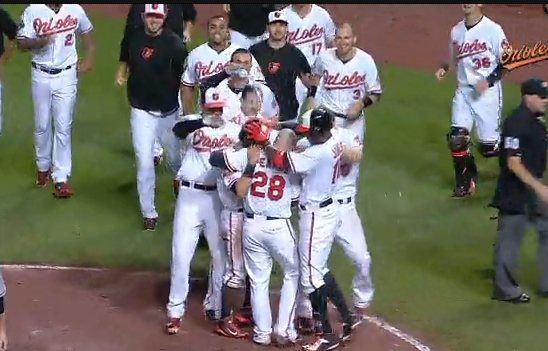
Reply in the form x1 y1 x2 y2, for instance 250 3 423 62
1 5 547 351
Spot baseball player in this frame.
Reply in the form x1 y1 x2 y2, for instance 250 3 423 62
165 88 242 335
115 4 187 230
435 4 509 198
181 15 264 115
209 124 302 347
252 108 360 351
310 23 382 142
0 7 18 137
214 49 279 121
281 4 336 112
223 4 275 48
0 268 5 351
16 4 95 198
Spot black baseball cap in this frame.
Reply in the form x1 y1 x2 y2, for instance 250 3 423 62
521 78 548 98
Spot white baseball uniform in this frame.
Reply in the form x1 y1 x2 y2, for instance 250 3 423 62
167 118 241 320
312 48 382 142
449 16 508 143
282 5 336 110
224 147 300 344
215 78 279 122
217 160 246 289
285 135 343 296
17 4 93 183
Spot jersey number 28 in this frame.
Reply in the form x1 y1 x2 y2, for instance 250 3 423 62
250 171 285 201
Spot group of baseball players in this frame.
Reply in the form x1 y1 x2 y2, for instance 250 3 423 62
0 2 532 351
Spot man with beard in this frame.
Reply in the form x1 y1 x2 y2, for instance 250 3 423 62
250 11 313 122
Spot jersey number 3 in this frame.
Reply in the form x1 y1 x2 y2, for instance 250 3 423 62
250 171 285 201
64 33 74 46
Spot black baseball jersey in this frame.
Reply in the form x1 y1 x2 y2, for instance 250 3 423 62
120 28 188 114
0 7 17 57
490 104 548 213
250 40 311 121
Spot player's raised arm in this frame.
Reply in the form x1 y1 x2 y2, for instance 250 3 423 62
172 114 208 139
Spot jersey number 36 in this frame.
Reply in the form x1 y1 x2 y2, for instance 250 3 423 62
250 171 285 201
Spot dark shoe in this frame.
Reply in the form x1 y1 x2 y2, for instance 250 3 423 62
302 333 339 351
143 218 157 231
205 309 218 321
53 182 72 198
452 179 476 199
234 310 253 326
36 170 50 188
492 293 530 304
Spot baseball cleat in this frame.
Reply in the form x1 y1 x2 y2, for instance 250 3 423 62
452 179 476 199
52 182 72 198
215 317 249 338
143 217 157 231
302 333 339 351
204 309 218 321
234 310 253 326
35 170 50 188
341 314 361 342
165 317 181 335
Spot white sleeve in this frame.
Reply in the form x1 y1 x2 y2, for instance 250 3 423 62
287 146 321 174
223 170 242 189
17 6 36 39
311 54 324 76
491 24 510 60
181 53 197 86
323 12 336 42
223 147 248 172
77 5 93 34
260 85 279 119
364 55 382 94
290 174 301 201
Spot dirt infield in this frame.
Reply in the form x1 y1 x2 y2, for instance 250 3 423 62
5 4 548 351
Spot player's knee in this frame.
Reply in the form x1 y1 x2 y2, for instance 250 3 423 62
478 141 499 158
446 127 470 157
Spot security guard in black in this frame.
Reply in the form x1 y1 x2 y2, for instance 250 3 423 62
490 78 548 303
119 25 188 114
0 7 17 58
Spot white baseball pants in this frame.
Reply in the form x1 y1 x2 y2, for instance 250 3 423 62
167 185 225 319
335 196 374 308
129 108 181 219
31 66 77 183
243 215 300 344
221 209 246 288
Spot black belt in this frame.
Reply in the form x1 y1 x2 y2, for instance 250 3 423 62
32 62 73 75
299 198 333 211
337 197 352 204
245 212 281 220
234 208 244 213
180 180 217 191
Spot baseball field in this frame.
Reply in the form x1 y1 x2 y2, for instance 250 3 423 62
1 4 548 351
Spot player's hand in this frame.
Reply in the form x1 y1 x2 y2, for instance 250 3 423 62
474 79 489 94
114 70 127 86
346 100 364 121
435 68 446 81
244 120 270 144
77 59 93 74
247 144 261 165
0 330 7 351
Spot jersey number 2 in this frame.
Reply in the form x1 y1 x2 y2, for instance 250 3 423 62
250 171 285 201
64 33 74 46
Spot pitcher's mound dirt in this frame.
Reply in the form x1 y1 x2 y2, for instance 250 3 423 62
3 267 419 351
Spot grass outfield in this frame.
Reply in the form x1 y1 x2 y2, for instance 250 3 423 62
1 5 548 351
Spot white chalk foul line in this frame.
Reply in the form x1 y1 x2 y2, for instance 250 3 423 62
1 264 433 351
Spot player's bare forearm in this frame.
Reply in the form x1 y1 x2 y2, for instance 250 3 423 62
182 85 196 114
342 146 362 164
508 156 545 194
277 121 309 136
16 37 48 51
81 31 96 66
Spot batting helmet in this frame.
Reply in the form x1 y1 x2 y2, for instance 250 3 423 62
309 107 333 134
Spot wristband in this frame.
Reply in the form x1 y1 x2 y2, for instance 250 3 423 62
486 65 503 87
0 296 4 314
362 96 373 108
243 163 255 177
307 86 317 98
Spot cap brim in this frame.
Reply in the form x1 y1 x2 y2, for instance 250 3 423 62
144 12 165 17
204 102 225 109
269 20 288 24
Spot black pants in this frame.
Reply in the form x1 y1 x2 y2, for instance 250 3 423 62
492 195 548 299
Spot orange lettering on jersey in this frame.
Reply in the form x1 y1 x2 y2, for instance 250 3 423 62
500 41 548 71
192 130 233 152
286 24 324 45
33 15 78 36
454 39 487 59
323 71 365 90
195 61 227 79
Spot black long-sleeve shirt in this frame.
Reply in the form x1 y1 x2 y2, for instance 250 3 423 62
121 28 188 113
119 4 196 62
0 8 17 57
